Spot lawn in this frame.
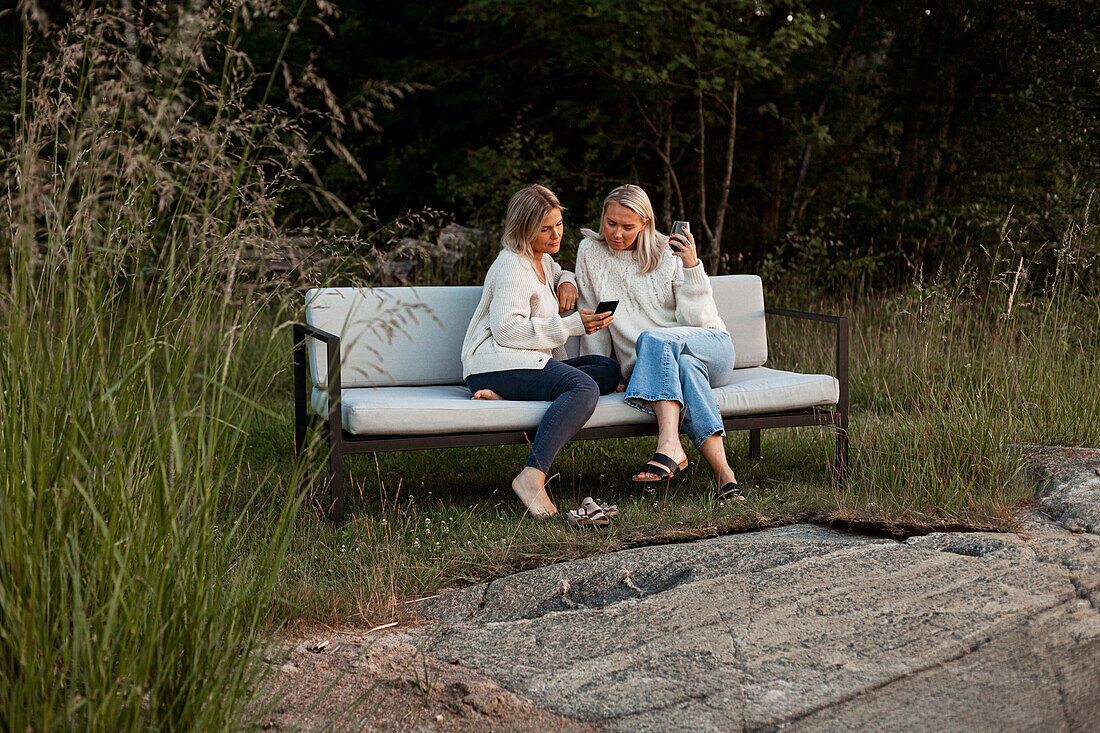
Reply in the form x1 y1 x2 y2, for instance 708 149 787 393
244 272 1099 625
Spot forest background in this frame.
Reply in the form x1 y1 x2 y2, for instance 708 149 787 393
7 0 1099 286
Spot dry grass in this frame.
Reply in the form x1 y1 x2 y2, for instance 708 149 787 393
0 2 391 729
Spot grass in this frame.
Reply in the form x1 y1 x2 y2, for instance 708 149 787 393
1 3 317 729
244 234 1100 624
2 3 1097 730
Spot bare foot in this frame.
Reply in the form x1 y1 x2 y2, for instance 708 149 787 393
472 389 503 400
633 439 688 481
511 467 557 518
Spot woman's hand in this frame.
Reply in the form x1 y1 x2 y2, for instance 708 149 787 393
557 281 579 312
669 228 701 269
579 308 614 334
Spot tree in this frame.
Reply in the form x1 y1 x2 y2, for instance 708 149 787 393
462 0 829 266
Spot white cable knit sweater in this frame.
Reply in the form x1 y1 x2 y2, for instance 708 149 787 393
574 237 727 378
461 249 584 378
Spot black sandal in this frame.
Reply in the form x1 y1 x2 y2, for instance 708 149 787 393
632 452 688 483
718 482 746 502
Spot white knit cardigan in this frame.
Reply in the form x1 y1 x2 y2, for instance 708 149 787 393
461 248 584 378
574 237 727 378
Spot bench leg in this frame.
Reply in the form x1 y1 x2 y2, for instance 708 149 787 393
293 326 311 459
294 411 308 460
748 429 761 460
327 445 344 525
294 416 317 498
835 425 849 485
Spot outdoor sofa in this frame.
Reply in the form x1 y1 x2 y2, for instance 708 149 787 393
293 275 849 524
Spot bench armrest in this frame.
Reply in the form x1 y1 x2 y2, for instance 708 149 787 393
293 322 342 450
764 306 844 324
764 307 849 422
294 321 340 343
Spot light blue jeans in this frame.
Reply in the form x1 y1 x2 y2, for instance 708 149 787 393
624 327 736 448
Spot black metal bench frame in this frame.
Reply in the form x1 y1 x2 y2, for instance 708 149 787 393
294 307 848 524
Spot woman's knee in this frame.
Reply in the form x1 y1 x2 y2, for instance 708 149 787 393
635 329 669 353
568 371 600 409
555 361 599 396
677 353 708 382
576 370 600 395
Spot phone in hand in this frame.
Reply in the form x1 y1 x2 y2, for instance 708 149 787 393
670 221 690 250
595 300 619 315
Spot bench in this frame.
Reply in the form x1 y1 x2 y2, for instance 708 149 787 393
293 275 849 524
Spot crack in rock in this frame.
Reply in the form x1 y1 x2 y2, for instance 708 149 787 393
607 691 711 721
557 578 583 610
476 578 492 612
490 565 698 623
620 569 645 597
1068 575 1100 614
1052 666 1075 731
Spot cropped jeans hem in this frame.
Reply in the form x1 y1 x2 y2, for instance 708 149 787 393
623 327 736 449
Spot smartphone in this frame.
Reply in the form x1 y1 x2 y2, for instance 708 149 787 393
595 300 619 315
670 221 690 250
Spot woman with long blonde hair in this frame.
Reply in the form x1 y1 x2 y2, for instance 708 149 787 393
461 184 619 517
574 184 743 501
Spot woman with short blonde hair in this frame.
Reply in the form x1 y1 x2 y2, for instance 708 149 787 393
501 184 561 256
461 184 620 518
574 184 744 501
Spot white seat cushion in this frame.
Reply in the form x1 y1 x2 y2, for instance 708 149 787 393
311 367 839 436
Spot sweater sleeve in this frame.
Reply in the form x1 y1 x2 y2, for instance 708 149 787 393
550 256 577 292
574 242 613 357
488 259 584 349
673 261 721 327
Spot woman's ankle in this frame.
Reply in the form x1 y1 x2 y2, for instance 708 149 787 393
716 468 738 485
655 437 685 458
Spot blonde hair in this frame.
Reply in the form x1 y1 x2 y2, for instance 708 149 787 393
580 184 668 274
501 184 562 257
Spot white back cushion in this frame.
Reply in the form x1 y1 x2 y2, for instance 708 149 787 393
305 286 482 388
710 275 768 368
305 275 767 388
563 274 768 366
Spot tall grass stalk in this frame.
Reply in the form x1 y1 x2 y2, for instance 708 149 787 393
0 3 343 729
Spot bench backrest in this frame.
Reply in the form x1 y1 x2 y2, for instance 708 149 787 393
305 275 767 389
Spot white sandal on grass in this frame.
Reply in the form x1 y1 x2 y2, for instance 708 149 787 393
582 496 619 519
567 508 609 527
567 496 612 527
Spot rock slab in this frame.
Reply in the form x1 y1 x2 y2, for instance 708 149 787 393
413 450 1100 732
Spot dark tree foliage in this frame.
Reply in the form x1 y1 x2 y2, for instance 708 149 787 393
6 1 1098 289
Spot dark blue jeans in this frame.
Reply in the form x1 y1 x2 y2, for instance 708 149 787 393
465 355 620 473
